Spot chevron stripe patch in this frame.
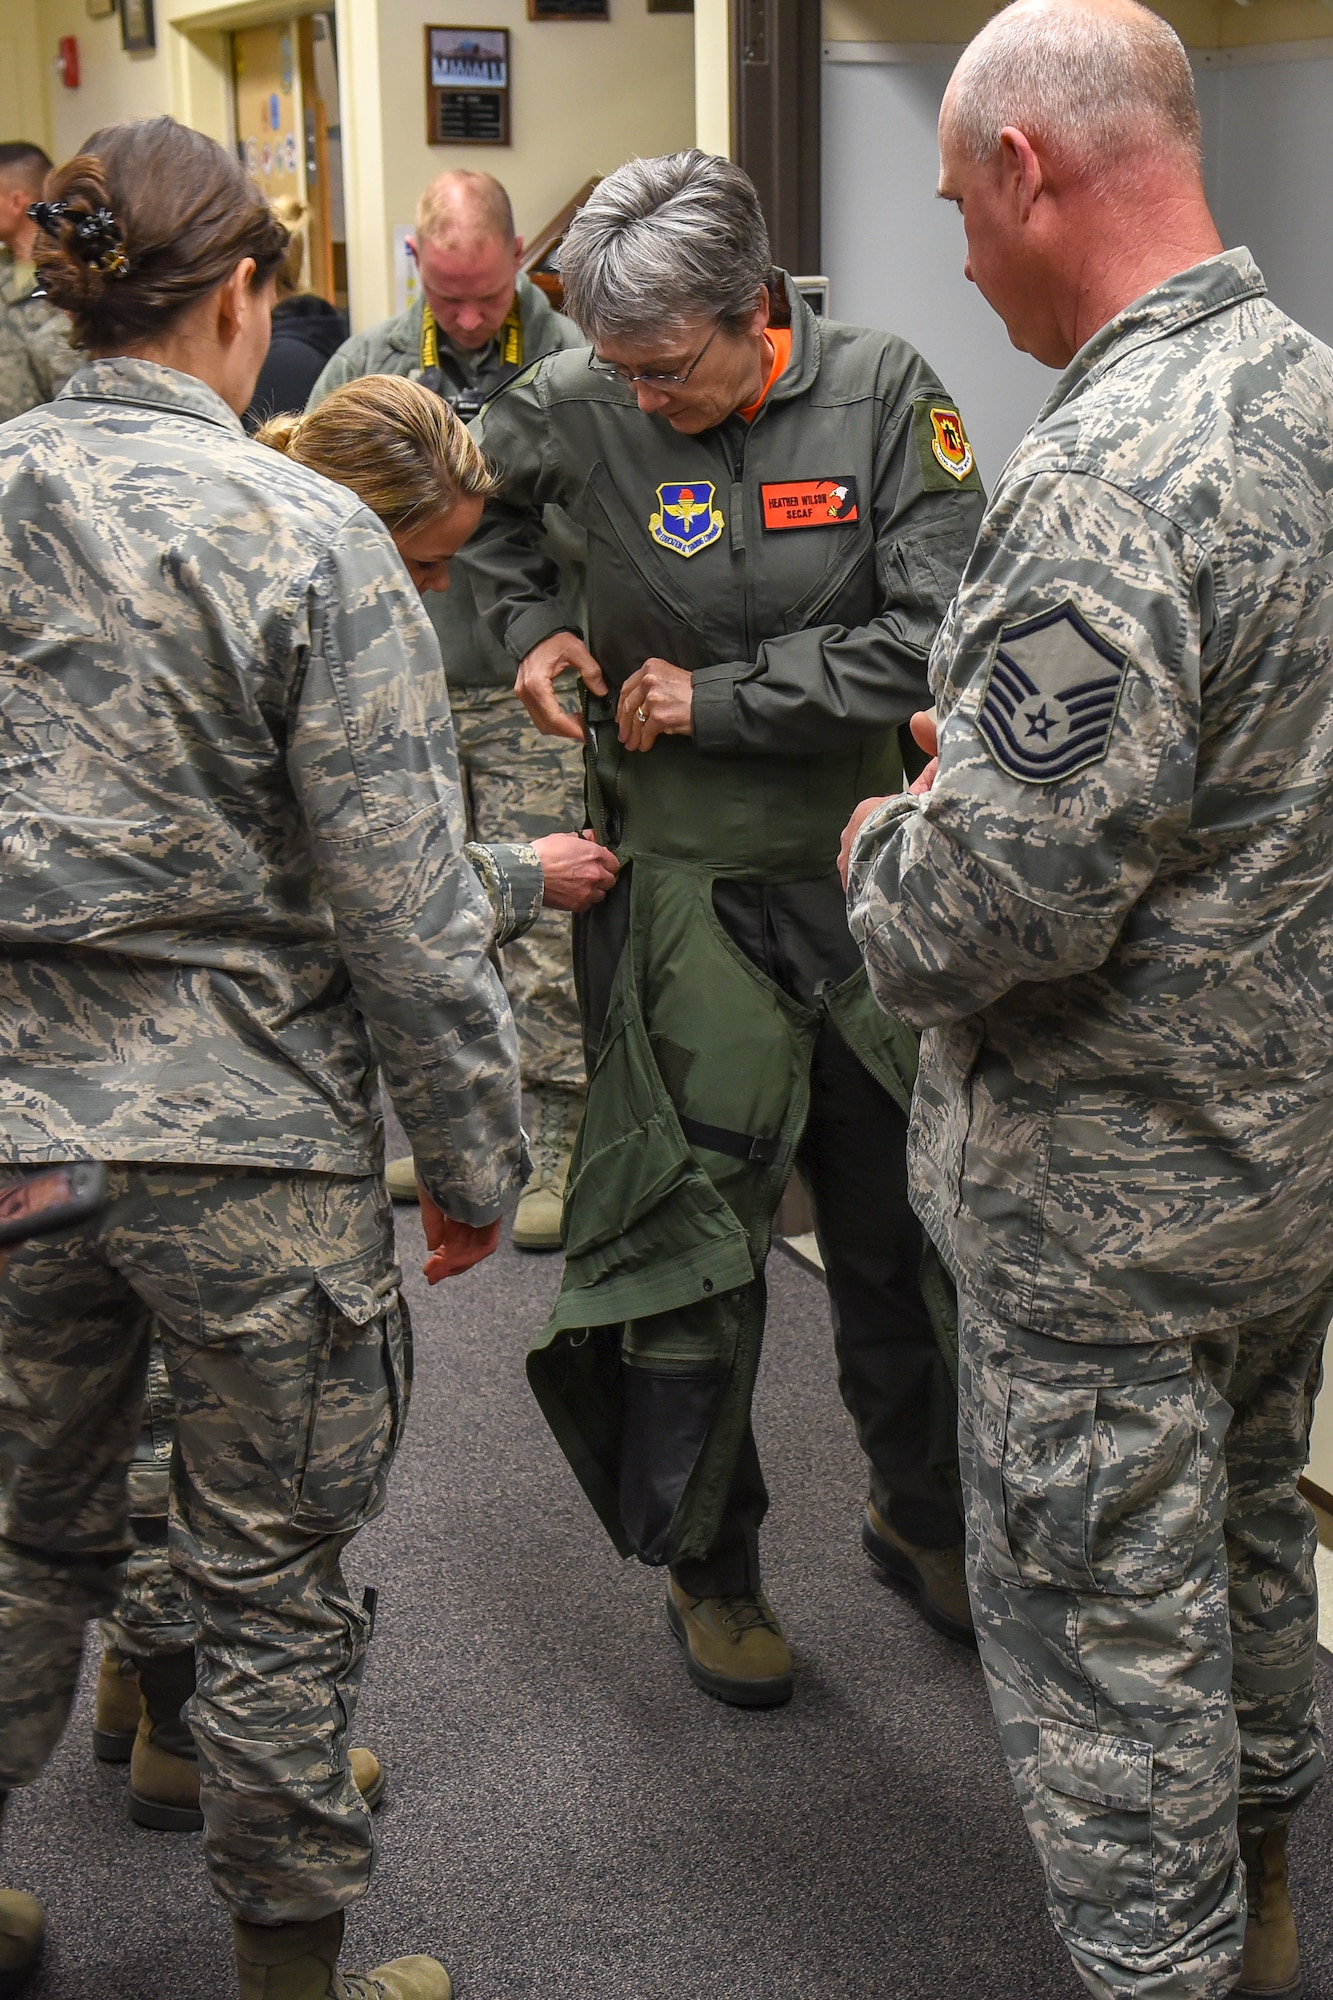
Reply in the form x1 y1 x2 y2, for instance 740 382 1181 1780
976 603 1129 784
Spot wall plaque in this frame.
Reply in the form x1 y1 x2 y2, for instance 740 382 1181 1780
528 0 609 19
426 26 510 145
119 0 155 51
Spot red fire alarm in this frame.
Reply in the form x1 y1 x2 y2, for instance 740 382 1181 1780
57 36 80 88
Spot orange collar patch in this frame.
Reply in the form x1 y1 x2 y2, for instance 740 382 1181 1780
760 477 859 531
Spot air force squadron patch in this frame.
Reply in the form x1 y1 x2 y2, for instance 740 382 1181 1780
976 603 1129 784
649 482 724 558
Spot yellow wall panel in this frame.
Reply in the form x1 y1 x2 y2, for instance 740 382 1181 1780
822 0 1333 49
0 0 53 152
1220 1 1333 43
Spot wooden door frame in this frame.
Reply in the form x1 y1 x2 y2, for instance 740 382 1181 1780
729 0 820 275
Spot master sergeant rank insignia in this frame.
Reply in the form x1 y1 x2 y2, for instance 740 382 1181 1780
976 602 1129 784
649 482 725 558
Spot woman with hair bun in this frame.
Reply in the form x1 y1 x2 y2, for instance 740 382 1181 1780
0 114 518 2000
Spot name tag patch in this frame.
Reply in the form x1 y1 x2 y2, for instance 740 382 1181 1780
760 477 859 531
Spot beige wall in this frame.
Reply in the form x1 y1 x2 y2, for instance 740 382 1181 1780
378 2 695 256
39 2 173 161
0 0 53 153
822 0 1333 44
9 0 694 329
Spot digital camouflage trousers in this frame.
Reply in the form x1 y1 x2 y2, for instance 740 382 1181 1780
452 682 585 1091
100 1338 192 1657
0 1165 408 1924
961 1286 1331 2000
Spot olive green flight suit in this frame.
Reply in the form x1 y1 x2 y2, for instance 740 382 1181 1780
470 276 986 1591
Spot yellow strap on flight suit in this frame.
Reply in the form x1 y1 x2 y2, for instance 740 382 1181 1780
420 296 523 373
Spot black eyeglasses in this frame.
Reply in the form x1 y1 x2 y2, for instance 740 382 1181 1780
587 322 721 389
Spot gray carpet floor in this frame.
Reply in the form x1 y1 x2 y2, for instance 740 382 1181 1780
10 1188 1333 1998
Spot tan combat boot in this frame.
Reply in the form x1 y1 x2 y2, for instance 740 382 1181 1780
511 1084 583 1252
92 1644 141 1763
127 1648 386 1831
1237 1820 1303 1999
666 1575 794 1707
0 1886 43 1994
233 1910 451 2000
130 1710 386 1832
862 1501 976 1647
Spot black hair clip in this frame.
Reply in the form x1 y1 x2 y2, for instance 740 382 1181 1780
28 198 130 278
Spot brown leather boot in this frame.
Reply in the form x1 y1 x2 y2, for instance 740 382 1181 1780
862 1501 975 1647
666 1575 794 1707
93 1645 141 1763
233 1910 451 2000
1237 1820 1303 1999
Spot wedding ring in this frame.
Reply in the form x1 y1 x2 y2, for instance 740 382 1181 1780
635 705 647 724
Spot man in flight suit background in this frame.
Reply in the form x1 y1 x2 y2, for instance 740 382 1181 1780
844 4 1333 1996
309 169 587 1250
468 151 986 1706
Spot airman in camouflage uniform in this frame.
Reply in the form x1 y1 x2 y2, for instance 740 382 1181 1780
847 206 1333 2000
308 170 588 1247
0 143 78 425
0 350 522 1990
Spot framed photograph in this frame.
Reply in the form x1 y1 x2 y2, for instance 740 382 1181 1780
647 0 693 10
528 0 609 18
86 0 117 19
119 0 155 51
426 27 510 145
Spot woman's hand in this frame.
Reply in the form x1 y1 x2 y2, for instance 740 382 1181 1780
417 1183 502 1283
515 632 606 741
532 831 620 911
838 797 891 888
617 658 693 750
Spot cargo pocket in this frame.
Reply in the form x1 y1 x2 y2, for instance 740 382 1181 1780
1038 1720 1156 1943
973 1356 1202 1595
291 1259 408 1534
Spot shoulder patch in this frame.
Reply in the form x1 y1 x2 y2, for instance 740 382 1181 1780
976 603 1129 784
912 398 983 492
649 481 724 558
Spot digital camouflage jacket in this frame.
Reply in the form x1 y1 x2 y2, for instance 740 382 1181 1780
0 358 526 1224
848 250 1333 1337
0 247 78 426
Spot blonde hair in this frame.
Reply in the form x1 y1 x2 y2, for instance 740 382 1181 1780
257 374 500 534
415 168 514 248
270 194 309 297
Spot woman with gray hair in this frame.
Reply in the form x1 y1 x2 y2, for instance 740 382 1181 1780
468 149 985 1706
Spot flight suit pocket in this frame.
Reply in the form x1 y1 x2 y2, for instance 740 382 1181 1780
973 1356 1202 1595
1038 1721 1156 1941
291 1259 410 1534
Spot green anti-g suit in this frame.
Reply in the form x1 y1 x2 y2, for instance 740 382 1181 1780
469 277 986 1589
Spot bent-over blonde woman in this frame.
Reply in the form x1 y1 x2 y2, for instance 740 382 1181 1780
259 375 617 1247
